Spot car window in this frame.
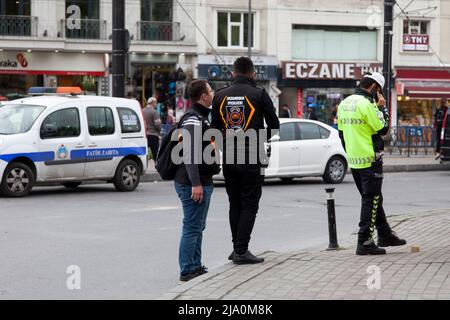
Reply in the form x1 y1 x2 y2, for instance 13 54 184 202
297 122 321 140
118 108 141 133
0 104 45 135
319 126 331 139
87 107 115 135
40 108 80 139
280 123 298 141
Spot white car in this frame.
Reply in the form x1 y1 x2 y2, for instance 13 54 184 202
0 95 148 197
215 119 347 184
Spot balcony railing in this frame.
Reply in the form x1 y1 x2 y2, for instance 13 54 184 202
60 19 107 40
0 15 37 37
137 21 180 41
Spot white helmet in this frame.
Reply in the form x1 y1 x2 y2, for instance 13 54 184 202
364 72 385 89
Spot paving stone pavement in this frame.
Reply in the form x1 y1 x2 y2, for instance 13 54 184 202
160 209 450 300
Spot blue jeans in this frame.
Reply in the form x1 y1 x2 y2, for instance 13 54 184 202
175 182 213 276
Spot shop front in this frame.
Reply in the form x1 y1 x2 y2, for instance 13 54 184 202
394 68 450 127
127 53 193 123
278 61 383 125
0 51 107 98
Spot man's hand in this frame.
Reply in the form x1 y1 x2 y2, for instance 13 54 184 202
191 186 204 203
377 92 386 107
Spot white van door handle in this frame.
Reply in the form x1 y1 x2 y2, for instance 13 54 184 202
74 144 85 149
88 144 98 148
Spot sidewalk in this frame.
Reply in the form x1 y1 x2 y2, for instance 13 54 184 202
159 209 450 300
142 155 450 183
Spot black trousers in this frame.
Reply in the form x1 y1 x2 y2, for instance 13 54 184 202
435 126 442 152
351 160 392 245
147 135 160 160
223 164 264 255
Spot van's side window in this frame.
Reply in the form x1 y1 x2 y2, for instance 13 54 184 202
87 107 115 135
118 108 141 133
40 108 80 139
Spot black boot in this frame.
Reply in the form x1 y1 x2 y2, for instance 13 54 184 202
356 242 386 255
232 251 264 265
377 232 407 247
228 251 234 261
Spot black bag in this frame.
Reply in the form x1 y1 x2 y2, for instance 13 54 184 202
155 112 198 180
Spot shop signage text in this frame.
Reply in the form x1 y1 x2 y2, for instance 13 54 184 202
0 53 28 69
403 34 429 51
282 62 383 80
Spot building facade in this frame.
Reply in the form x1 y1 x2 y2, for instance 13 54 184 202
0 0 197 115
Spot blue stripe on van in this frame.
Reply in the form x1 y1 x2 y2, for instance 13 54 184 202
0 147 146 163
0 152 54 163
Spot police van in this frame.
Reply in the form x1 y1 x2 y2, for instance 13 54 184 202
0 95 148 197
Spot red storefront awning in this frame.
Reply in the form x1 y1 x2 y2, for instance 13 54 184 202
396 68 450 98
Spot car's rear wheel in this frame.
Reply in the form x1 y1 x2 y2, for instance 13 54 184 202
0 162 35 197
113 159 141 192
323 156 347 184
63 182 81 189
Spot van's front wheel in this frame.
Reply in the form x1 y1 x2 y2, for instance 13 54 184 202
113 159 141 192
1 162 35 197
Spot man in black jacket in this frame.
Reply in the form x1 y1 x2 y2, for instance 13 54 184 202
175 79 220 282
211 57 280 265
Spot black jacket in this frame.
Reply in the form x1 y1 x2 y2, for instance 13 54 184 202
211 76 280 166
175 103 220 186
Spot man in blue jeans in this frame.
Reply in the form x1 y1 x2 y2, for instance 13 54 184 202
174 79 220 282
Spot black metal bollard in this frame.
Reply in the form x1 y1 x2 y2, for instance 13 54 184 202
325 187 339 250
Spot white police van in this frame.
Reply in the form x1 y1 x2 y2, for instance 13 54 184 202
0 95 148 197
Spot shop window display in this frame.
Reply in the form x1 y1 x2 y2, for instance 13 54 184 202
397 98 435 127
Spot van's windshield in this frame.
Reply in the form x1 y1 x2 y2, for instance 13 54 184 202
0 104 46 135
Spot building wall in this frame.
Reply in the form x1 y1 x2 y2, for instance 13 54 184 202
440 0 450 64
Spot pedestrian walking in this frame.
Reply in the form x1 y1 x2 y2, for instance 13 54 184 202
338 72 406 256
175 79 220 281
143 97 162 161
279 104 292 118
211 57 280 265
307 105 318 120
433 98 448 159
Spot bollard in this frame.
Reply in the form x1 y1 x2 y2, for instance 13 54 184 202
325 187 339 250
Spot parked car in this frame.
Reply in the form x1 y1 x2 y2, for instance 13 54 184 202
214 119 348 184
440 108 450 163
0 95 148 197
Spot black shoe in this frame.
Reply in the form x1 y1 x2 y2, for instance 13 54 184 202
356 242 386 255
232 251 264 265
228 251 234 261
179 272 201 282
195 265 208 276
378 233 407 247
179 266 208 282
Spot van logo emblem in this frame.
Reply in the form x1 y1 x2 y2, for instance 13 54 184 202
57 144 68 159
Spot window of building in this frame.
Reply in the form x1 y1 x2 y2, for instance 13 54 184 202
141 0 172 21
403 20 428 35
40 108 81 139
0 0 31 15
87 107 115 136
292 25 377 61
118 108 141 133
217 12 255 48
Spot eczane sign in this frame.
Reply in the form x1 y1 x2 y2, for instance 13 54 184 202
282 62 382 80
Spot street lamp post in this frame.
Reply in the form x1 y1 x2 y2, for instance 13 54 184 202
382 0 395 110
112 0 126 97
248 0 252 58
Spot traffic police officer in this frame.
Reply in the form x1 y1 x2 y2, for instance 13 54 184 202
211 57 280 264
338 72 407 255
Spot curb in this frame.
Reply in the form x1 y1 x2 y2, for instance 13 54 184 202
141 164 450 183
